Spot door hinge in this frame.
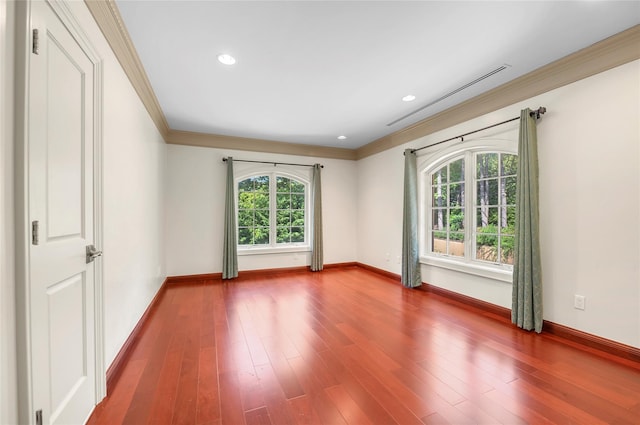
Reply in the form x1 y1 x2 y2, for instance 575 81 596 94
35 410 42 425
32 29 39 55
32 220 39 245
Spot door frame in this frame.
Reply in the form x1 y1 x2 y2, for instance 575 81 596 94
14 0 105 423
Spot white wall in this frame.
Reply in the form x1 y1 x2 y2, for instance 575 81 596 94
165 145 357 276
62 1 168 369
0 0 17 422
357 60 640 348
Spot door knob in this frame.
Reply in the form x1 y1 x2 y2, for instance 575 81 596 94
86 245 103 263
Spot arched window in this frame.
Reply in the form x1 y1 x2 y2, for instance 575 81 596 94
421 142 517 280
237 172 309 251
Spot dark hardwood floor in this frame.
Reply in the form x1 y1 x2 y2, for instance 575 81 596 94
87 267 640 425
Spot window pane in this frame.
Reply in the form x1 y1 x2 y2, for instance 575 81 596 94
432 167 447 184
254 193 269 209
499 206 509 230
432 209 447 232
276 193 290 209
449 183 464 207
488 178 499 205
276 227 290 243
254 228 269 245
504 176 517 204
449 232 465 257
292 210 305 226
476 153 499 179
432 232 446 254
238 228 252 245
291 180 305 193
476 179 498 206
476 207 498 229
476 234 498 262
255 210 269 227
276 176 290 192
292 194 304 209
449 208 464 231
291 227 304 243
449 158 465 183
502 154 518 176
277 210 290 226
238 210 253 227
506 206 516 230
238 179 253 192
254 176 269 192
432 186 447 207
238 192 254 209
501 236 515 265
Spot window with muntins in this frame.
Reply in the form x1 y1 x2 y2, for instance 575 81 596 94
237 173 308 250
425 150 517 271
474 152 517 265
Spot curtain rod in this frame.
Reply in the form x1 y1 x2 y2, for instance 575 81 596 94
222 157 323 168
411 106 547 154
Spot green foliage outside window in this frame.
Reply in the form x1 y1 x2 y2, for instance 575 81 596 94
475 153 517 264
431 158 465 256
238 176 270 245
237 174 306 246
430 152 517 265
275 176 305 244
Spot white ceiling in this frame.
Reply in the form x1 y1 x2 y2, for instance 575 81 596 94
115 1 640 149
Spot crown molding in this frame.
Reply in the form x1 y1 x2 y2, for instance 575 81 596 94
166 129 357 161
85 1 638 161
356 24 640 159
84 0 170 139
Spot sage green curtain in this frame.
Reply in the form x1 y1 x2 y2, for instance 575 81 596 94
402 149 422 288
512 109 543 332
311 164 324 272
222 157 238 279
310 164 324 271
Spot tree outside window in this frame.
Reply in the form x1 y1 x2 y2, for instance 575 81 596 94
237 174 307 248
475 153 517 264
431 157 465 257
428 151 517 267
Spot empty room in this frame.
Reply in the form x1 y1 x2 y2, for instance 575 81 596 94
1 0 640 424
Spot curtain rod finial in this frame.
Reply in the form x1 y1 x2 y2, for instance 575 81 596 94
533 106 547 119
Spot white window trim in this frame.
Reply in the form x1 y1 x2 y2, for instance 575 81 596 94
418 137 517 282
235 166 311 254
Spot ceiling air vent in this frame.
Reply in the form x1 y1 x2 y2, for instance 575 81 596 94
387 64 511 127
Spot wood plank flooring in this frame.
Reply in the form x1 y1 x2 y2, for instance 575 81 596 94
87 267 640 425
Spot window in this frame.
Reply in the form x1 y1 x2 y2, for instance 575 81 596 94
422 147 517 278
237 173 308 251
474 152 517 265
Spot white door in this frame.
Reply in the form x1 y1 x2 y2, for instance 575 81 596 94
28 1 100 423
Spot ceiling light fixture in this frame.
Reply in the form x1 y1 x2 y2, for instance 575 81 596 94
337 135 347 140
217 54 236 65
402 94 416 102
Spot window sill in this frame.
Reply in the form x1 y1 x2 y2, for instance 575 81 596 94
420 255 513 283
238 245 311 256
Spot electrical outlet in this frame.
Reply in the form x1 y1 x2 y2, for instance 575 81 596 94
385 253 390 262
396 255 401 264
574 295 586 310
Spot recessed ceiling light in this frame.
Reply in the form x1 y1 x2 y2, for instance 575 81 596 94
337 135 347 140
402 94 416 102
217 54 236 65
